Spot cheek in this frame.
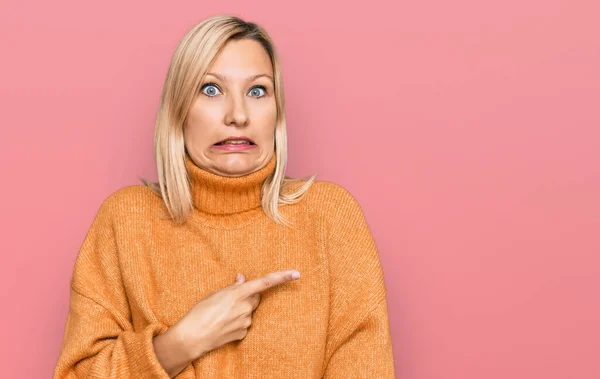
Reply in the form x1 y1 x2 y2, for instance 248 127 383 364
252 99 277 125
186 100 222 126
188 100 222 124
184 105 218 149
255 109 277 142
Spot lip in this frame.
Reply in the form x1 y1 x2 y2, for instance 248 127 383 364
211 143 257 151
214 136 255 145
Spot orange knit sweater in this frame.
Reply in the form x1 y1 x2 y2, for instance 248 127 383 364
53 154 396 378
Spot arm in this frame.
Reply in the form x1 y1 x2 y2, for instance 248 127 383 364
53 195 193 378
321 183 396 378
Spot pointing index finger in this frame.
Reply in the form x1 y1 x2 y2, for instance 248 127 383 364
237 270 300 298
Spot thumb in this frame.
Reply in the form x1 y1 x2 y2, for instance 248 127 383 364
235 272 246 285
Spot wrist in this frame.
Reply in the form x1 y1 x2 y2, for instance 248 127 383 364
170 321 209 361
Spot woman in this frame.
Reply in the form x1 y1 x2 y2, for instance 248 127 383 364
54 15 396 378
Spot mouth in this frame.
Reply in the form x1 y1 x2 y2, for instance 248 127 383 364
213 141 256 146
211 137 257 151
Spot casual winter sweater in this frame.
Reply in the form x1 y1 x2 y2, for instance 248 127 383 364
54 153 396 378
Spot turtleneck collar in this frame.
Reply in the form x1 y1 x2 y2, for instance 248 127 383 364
184 153 277 215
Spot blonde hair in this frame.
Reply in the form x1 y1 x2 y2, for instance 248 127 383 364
141 15 317 227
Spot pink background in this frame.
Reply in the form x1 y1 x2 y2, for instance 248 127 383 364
1 0 599 378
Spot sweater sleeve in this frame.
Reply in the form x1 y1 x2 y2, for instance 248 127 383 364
53 196 172 379
321 183 396 378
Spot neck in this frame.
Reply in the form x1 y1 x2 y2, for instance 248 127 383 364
184 153 277 215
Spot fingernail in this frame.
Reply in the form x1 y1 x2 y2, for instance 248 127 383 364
291 271 301 280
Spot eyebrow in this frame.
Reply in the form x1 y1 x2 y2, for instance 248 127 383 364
205 72 274 83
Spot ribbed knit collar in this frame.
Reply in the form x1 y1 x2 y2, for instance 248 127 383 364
184 153 277 215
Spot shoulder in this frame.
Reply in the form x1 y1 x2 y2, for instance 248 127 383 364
100 184 162 211
302 180 365 218
308 180 356 199
307 180 360 204
95 185 166 224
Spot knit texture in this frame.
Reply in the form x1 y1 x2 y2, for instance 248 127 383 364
54 153 396 378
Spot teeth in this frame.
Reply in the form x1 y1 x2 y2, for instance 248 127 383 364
219 140 250 145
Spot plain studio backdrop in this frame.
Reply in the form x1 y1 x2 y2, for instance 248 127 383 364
1 1 599 378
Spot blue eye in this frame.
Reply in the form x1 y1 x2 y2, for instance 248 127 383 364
199 83 267 98
201 83 221 97
249 86 267 98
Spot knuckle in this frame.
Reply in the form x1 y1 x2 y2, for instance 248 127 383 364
230 288 243 301
261 276 273 289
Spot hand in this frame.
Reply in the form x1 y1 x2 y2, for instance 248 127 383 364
174 269 301 360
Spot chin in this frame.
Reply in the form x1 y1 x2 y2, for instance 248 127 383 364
218 164 255 177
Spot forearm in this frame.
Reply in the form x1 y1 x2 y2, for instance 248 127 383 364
54 288 175 379
152 324 204 378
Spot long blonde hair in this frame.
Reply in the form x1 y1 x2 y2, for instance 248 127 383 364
141 15 317 227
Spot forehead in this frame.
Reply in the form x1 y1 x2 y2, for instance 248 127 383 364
208 38 273 78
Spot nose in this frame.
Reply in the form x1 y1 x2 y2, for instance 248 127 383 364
224 92 249 127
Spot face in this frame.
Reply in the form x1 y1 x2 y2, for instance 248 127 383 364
183 38 277 177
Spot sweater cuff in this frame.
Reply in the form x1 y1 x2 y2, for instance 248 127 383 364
129 322 171 378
